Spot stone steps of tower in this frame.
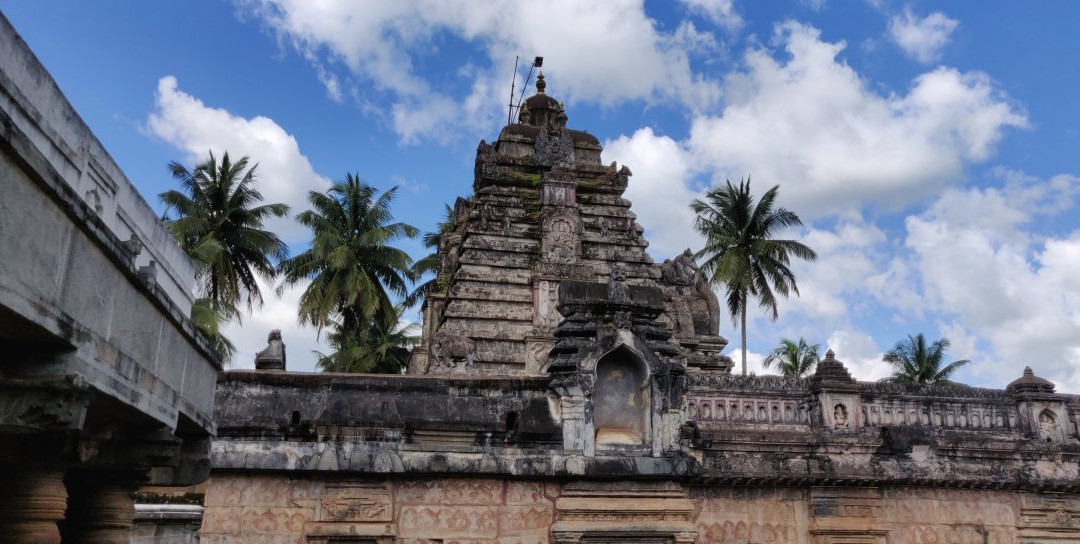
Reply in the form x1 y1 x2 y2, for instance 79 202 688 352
583 245 654 264
454 264 533 285
579 205 637 219
460 248 538 269
577 193 633 207
462 235 539 253
444 299 535 321
439 318 536 340
472 338 526 364
463 224 539 239
449 282 533 303
581 230 649 248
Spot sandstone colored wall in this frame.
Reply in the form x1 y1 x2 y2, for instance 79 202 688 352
200 474 1079 543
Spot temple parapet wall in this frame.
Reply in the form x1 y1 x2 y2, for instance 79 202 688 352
214 360 1080 493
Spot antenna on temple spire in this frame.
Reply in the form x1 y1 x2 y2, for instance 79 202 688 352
507 56 543 125
507 56 520 126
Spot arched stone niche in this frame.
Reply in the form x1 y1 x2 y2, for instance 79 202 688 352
1039 409 1060 443
593 345 650 446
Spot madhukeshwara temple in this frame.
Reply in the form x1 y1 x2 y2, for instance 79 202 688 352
2 11 1080 544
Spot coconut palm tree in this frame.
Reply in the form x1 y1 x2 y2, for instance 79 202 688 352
314 305 419 373
159 151 289 362
882 333 971 385
278 173 417 336
691 179 817 376
160 151 289 308
762 337 820 378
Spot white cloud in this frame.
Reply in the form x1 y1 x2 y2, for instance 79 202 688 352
223 275 327 372
604 128 703 261
687 21 1027 218
147 76 331 244
680 0 743 31
781 218 888 322
826 329 891 381
237 0 721 143
904 173 1080 390
888 9 959 63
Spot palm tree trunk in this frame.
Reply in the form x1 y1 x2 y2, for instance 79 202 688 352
740 293 747 376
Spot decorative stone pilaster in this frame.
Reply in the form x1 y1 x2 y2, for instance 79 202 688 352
808 487 888 544
551 481 697 543
1018 493 1080 541
63 479 136 544
0 467 67 544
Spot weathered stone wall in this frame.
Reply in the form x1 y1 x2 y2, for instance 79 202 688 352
199 474 1080 543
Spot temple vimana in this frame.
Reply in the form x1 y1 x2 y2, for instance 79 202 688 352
1 10 1080 544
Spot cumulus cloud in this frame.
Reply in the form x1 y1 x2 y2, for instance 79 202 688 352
147 75 331 243
826 329 891 381
687 21 1027 218
782 218 888 322
680 0 743 31
904 172 1080 389
604 128 703 261
888 9 959 63
236 0 721 143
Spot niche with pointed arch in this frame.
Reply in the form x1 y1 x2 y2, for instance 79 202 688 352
593 345 650 446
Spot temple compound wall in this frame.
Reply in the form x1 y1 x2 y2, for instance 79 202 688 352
201 74 1080 542
0 12 219 542
201 475 1072 543
203 361 1080 543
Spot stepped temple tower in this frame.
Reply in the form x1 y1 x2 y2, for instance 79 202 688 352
198 75 1080 543
412 72 730 378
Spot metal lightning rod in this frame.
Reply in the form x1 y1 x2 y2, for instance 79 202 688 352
507 56 520 126
516 56 544 116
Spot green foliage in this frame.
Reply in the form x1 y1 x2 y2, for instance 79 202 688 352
576 178 601 191
881 333 971 385
691 178 816 376
314 304 419 374
189 297 238 362
159 151 289 309
509 171 542 186
278 174 417 336
159 151 289 365
762 337 820 378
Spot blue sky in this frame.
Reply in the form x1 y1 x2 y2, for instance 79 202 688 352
5 1 1080 389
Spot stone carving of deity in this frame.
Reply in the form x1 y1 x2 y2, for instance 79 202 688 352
834 404 849 429
1039 411 1058 442
547 218 576 263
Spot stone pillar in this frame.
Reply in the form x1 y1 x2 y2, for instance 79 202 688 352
0 466 68 544
63 479 136 544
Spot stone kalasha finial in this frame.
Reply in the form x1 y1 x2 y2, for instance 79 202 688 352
536 71 546 94
824 348 836 361
255 329 286 371
1006 365 1055 393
